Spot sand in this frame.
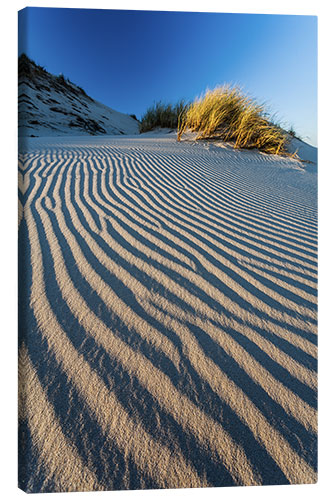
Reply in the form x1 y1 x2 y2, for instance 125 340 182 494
18 132 317 492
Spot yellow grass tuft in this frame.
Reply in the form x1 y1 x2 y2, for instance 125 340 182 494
177 85 288 155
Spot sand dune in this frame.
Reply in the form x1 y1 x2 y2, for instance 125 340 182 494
18 133 317 492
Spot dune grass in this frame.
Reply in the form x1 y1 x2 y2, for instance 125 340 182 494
177 85 289 155
140 101 187 133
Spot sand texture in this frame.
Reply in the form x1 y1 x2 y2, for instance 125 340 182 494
18 133 317 492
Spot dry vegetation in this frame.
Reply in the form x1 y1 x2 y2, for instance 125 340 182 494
140 85 291 155
139 101 187 133
177 85 289 154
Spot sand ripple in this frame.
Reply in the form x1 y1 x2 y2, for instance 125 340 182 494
18 134 317 492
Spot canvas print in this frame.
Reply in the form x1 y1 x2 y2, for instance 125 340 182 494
18 7 318 493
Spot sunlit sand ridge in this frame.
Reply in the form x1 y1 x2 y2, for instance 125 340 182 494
18 133 317 492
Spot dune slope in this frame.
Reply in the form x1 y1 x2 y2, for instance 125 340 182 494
18 54 140 137
18 133 317 492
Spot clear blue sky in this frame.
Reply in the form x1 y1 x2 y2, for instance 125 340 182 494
18 7 317 145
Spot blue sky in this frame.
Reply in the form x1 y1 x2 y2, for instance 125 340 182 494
18 7 317 145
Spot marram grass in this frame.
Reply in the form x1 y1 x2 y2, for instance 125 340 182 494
140 101 187 133
177 85 289 155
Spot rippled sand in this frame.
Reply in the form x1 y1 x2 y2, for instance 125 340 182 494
18 133 317 492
